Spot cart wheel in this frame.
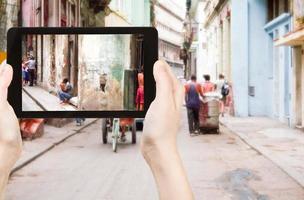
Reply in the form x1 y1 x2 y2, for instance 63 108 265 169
102 119 108 144
112 137 118 152
112 118 120 153
132 120 137 144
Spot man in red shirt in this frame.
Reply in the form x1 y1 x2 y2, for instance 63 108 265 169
201 74 215 94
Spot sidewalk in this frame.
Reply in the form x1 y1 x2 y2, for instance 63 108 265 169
12 118 98 174
220 116 304 188
23 86 76 111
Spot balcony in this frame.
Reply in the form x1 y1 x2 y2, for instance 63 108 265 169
275 27 304 46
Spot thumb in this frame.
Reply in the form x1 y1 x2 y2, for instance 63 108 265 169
0 62 13 109
153 60 174 101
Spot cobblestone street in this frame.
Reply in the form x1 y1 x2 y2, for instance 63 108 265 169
6 109 304 200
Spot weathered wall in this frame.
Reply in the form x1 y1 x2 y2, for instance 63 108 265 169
21 0 33 26
78 34 131 110
38 35 67 94
294 0 304 28
0 0 19 51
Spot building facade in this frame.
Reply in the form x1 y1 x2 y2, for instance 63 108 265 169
230 0 293 123
275 0 304 129
196 0 300 128
201 0 231 83
154 0 185 77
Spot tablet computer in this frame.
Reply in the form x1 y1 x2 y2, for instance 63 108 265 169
7 27 158 118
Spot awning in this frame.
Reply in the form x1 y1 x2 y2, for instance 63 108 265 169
275 28 304 46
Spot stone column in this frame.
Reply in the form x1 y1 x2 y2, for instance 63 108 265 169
223 17 231 81
217 21 223 77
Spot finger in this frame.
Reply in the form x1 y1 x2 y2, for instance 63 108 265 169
0 63 13 109
161 60 184 108
153 60 174 101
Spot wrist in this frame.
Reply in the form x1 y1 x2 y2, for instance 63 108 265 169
0 143 22 173
141 140 179 167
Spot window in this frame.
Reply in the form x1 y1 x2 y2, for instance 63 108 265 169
268 0 290 22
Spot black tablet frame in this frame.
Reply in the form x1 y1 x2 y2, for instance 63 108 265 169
7 27 158 118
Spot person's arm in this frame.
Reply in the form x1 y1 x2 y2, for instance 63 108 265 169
0 63 22 200
59 83 66 92
141 60 194 200
197 84 204 97
184 84 188 104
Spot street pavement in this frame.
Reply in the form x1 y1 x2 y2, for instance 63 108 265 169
6 109 304 200
12 119 97 174
221 116 304 188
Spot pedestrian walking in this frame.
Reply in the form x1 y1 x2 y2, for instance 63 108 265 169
215 74 229 116
136 71 144 111
25 56 36 86
185 75 203 136
99 71 107 92
22 58 29 86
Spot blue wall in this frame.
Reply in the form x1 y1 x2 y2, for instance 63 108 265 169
231 0 249 117
231 0 274 117
247 0 272 116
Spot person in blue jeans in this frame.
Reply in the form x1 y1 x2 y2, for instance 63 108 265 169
58 78 73 104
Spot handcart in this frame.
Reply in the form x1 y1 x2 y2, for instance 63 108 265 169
101 118 137 152
199 93 221 134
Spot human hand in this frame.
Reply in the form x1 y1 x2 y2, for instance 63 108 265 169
0 62 22 199
141 60 184 157
141 60 193 200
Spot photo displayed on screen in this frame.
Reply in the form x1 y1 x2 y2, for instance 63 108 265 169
21 34 144 111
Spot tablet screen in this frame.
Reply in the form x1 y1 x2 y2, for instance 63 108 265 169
21 34 144 112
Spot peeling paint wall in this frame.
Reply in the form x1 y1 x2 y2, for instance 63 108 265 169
294 0 304 28
38 35 68 94
78 34 132 110
0 0 19 51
